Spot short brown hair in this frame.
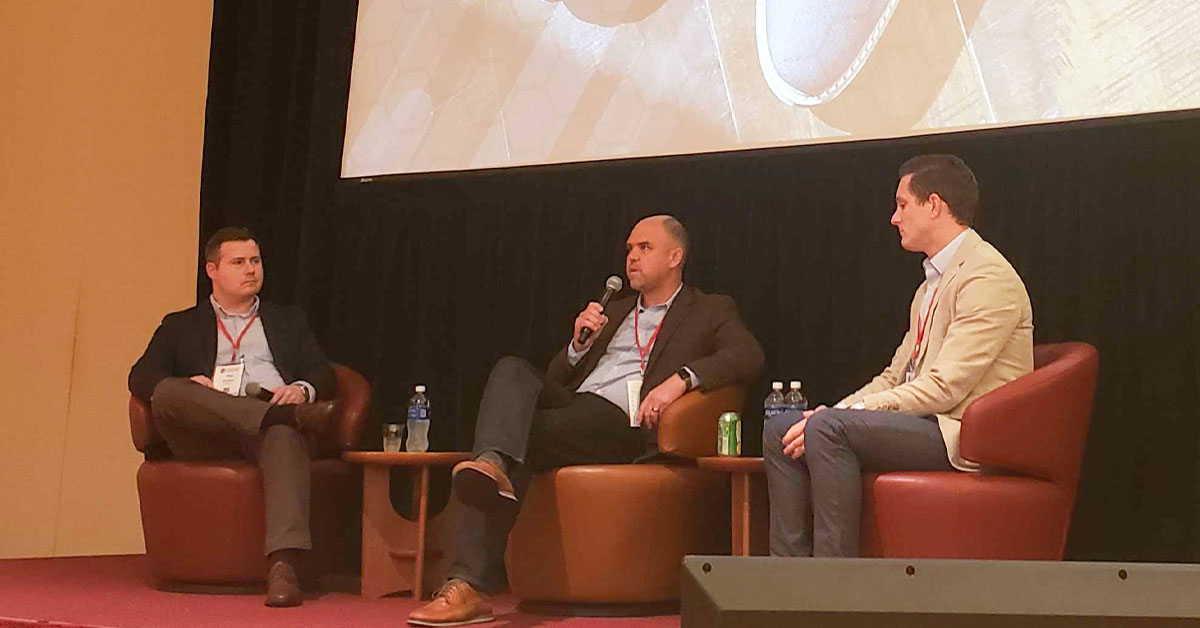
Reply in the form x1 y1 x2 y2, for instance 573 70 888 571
898 154 979 226
204 227 257 265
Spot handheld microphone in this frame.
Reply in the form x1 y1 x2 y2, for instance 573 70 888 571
578 275 623 345
245 381 274 402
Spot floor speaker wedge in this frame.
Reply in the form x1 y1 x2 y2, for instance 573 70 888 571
681 556 1200 628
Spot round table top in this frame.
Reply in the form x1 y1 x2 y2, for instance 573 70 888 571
696 456 765 473
342 451 471 467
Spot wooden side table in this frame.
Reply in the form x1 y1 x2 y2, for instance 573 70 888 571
696 456 768 557
343 451 470 600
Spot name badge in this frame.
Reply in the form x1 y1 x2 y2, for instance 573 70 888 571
213 362 245 396
626 378 643 427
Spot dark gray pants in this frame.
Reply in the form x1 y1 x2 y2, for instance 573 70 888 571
448 356 642 593
763 408 952 557
150 378 312 554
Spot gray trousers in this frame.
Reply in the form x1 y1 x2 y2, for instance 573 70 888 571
763 408 952 557
150 378 312 554
448 356 642 593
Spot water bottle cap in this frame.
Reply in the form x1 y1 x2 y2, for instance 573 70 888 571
415 385 426 393
790 381 802 389
772 381 783 390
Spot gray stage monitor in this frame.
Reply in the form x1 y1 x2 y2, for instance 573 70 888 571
681 556 1200 628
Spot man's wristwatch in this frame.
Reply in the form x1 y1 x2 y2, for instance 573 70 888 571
677 367 695 393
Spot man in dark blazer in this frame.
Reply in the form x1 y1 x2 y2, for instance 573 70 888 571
409 215 764 626
128 227 336 608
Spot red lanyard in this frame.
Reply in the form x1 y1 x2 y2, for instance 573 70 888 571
633 304 666 374
910 284 940 366
216 312 258 363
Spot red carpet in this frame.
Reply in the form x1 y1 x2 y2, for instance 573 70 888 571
0 556 680 628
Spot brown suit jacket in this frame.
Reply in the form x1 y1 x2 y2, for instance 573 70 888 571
546 285 764 449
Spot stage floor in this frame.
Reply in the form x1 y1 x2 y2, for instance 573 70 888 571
0 555 679 628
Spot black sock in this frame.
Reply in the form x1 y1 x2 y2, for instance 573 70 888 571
261 405 299 431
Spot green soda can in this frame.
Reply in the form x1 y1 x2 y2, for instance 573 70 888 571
717 412 741 456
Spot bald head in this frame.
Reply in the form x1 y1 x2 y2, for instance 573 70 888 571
626 215 688 300
636 214 689 264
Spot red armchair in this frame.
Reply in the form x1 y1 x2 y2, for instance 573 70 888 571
860 342 1099 559
130 363 370 586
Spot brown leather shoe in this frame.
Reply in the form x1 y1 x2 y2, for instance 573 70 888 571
408 579 494 626
452 458 518 518
264 560 302 608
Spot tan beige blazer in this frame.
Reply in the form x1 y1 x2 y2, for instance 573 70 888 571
839 230 1033 471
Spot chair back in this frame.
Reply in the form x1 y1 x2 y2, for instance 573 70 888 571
959 342 1099 490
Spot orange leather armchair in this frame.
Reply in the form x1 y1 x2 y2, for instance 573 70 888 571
131 363 370 586
505 387 743 605
860 342 1099 559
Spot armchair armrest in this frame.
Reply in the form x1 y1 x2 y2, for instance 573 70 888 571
328 363 371 454
129 395 160 453
959 342 1098 484
657 387 746 459
127 362 372 459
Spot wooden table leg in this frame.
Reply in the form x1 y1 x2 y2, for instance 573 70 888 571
731 472 751 557
359 464 458 600
413 466 430 600
361 465 411 600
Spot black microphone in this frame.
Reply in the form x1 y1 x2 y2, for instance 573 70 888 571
578 275 623 345
245 381 274 401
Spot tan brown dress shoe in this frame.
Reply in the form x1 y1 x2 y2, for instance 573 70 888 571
264 560 303 607
452 458 518 518
408 579 494 626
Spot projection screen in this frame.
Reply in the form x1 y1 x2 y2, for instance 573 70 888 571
342 0 1200 178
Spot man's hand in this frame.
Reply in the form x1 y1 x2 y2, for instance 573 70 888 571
189 375 214 388
571 301 609 352
638 374 688 428
269 384 307 406
781 404 827 459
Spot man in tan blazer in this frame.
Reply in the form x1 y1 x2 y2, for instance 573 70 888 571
764 154 1033 557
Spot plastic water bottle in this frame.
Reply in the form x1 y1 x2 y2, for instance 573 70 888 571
785 381 808 413
764 381 786 421
406 385 430 452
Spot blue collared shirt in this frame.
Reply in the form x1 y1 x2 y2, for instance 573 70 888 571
918 228 973 319
567 283 697 410
210 295 314 400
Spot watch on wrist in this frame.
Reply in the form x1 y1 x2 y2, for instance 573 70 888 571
676 367 694 392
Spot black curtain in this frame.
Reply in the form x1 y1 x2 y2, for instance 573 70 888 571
200 0 1200 563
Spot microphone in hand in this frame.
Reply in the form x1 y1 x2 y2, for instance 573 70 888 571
578 275 623 345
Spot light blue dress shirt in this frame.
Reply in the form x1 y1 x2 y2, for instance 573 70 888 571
211 295 314 400
567 283 696 411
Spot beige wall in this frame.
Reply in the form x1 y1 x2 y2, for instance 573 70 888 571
0 1 213 558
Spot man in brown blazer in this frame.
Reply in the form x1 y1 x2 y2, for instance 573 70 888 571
765 154 1034 558
409 215 764 626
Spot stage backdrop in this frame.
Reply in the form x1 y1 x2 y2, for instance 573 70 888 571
0 1 211 558
201 0 1200 563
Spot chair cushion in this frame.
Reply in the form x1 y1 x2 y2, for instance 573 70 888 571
506 464 729 603
860 471 1072 560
